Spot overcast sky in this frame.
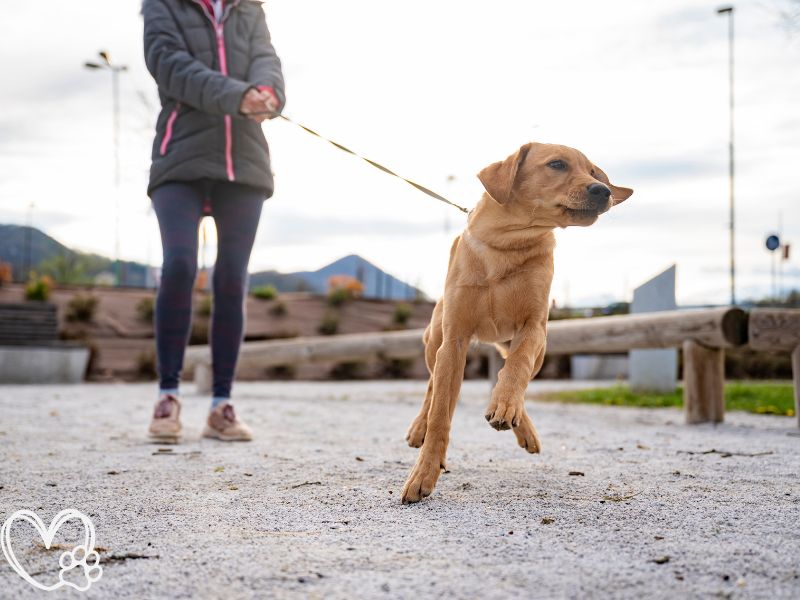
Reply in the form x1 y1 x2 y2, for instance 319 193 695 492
1 0 798 305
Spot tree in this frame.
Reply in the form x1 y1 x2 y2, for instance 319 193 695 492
37 253 87 285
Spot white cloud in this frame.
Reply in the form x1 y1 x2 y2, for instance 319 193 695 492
0 0 798 304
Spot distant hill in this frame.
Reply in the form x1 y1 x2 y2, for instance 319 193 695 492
0 224 71 272
284 254 422 300
0 224 422 299
248 269 313 293
0 224 150 287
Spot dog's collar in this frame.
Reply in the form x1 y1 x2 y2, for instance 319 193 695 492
463 226 554 255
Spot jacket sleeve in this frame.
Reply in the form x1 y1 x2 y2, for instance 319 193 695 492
142 0 251 116
247 5 286 111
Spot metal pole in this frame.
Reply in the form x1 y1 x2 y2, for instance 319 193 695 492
718 7 736 306
112 67 122 286
22 202 33 281
727 9 735 306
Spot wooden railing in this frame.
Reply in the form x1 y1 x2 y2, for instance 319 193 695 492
185 307 800 426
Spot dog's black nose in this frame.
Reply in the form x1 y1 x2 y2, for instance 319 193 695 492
586 183 610 210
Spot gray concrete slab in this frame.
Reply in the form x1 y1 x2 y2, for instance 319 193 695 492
0 345 89 384
0 380 798 599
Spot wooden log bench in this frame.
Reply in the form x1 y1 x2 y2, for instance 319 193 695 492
748 308 800 427
186 307 750 425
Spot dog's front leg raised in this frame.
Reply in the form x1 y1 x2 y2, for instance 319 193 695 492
485 325 545 453
402 333 469 503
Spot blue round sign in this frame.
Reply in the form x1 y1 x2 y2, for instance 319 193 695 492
765 234 780 251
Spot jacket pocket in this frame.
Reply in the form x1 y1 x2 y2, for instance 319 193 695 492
159 103 182 156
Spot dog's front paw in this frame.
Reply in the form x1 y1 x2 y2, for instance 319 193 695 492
405 415 427 448
401 455 444 504
485 397 523 431
513 411 542 454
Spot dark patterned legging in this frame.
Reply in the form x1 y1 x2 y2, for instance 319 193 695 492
151 180 264 399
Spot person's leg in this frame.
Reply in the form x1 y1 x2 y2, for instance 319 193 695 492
202 182 264 441
151 182 204 397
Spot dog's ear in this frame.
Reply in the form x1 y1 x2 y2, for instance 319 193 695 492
593 165 633 204
477 143 532 205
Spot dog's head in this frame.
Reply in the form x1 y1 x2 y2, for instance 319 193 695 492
477 142 632 227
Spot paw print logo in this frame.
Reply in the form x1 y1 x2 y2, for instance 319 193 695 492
1 509 104 592
59 545 103 591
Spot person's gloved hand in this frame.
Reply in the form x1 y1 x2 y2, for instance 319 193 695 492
239 88 279 122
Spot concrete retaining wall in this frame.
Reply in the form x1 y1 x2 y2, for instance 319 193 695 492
0 345 89 384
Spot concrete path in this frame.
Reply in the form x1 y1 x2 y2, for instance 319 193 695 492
0 381 798 599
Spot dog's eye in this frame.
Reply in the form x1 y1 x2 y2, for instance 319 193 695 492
547 160 567 170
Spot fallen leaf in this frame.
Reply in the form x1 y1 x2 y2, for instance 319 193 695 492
541 517 555 525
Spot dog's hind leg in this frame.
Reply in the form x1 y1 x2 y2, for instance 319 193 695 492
402 324 470 504
512 410 542 454
406 301 444 448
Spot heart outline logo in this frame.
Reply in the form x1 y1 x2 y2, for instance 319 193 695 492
1 509 103 592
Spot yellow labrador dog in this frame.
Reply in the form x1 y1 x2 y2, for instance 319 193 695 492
402 142 632 503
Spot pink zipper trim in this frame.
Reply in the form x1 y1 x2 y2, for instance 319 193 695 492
188 0 235 181
216 22 235 181
159 104 180 156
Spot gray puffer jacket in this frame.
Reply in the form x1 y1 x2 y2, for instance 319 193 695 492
142 0 285 196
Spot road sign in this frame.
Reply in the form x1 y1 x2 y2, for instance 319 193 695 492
766 234 780 252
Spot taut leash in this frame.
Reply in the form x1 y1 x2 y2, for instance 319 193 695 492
254 112 470 215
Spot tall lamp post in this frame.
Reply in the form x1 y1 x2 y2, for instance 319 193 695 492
717 6 735 306
84 50 127 286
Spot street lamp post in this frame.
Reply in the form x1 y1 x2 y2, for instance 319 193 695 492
22 202 34 282
717 6 735 306
85 50 127 286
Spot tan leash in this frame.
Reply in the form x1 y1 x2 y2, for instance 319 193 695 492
255 112 470 215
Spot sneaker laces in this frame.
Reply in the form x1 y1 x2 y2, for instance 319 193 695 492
154 395 178 419
221 403 237 423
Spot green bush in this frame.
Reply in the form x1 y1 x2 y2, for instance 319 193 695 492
330 361 367 380
25 274 52 301
380 357 415 379
189 320 209 345
136 349 157 379
196 295 213 317
327 288 348 307
266 364 296 380
252 285 278 301
66 294 98 322
136 297 155 323
392 303 413 326
269 300 288 317
318 311 340 335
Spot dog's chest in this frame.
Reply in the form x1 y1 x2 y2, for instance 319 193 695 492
471 275 551 343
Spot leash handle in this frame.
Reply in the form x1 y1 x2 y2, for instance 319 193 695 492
249 111 470 215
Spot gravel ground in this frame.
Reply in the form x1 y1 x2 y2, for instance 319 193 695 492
0 380 798 599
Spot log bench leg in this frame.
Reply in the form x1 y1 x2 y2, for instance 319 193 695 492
793 346 800 429
195 362 212 395
683 340 725 424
